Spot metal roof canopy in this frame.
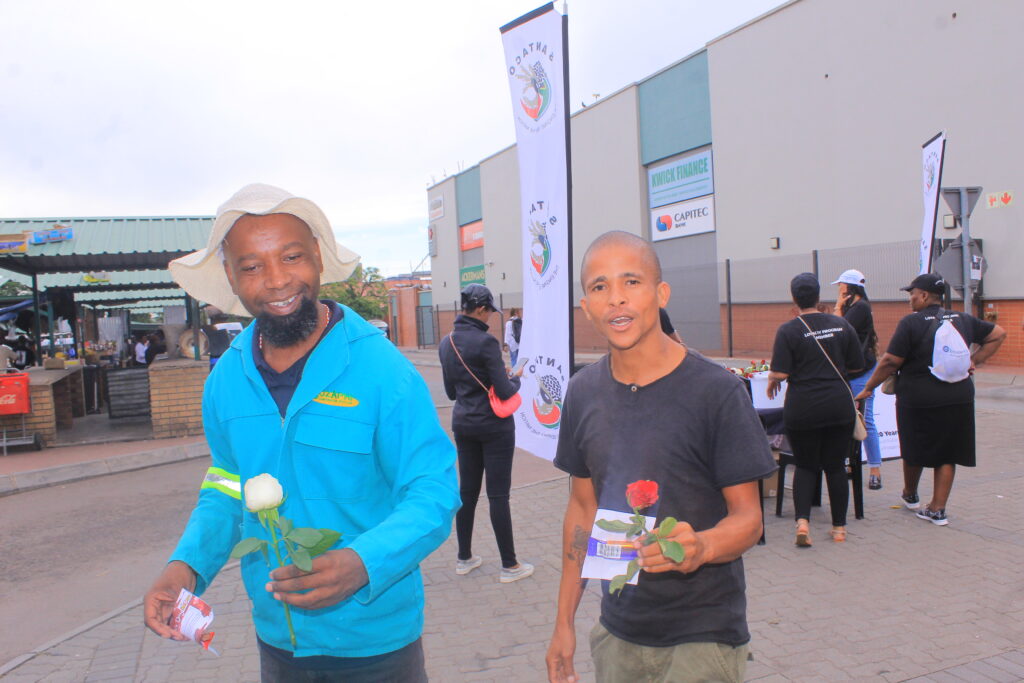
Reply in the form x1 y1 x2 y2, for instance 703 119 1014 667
76 287 186 304
0 216 212 276
2 268 180 294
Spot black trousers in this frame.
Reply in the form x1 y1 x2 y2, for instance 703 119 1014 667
258 637 426 683
786 422 853 527
453 429 517 568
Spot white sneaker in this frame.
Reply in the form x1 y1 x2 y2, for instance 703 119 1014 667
499 561 534 583
455 555 482 575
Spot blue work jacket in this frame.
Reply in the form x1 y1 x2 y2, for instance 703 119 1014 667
170 306 459 658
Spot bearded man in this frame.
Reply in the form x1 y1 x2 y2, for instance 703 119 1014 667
144 184 459 682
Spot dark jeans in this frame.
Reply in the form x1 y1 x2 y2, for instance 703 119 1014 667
787 422 853 527
454 429 517 568
258 637 426 683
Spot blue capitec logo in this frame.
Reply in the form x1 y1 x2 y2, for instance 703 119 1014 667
656 215 671 232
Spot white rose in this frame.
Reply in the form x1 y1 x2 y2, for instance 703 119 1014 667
243 473 284 512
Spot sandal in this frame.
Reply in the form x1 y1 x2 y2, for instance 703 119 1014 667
830 527 846 543
795 519 812 547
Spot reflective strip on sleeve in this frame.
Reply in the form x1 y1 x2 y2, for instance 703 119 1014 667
200 466 241 500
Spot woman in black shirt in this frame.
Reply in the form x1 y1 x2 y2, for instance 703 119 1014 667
768 273 864 546
855 273 1005 525
438 285 532 583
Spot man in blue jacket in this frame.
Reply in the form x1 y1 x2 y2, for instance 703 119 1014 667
145 184 460 681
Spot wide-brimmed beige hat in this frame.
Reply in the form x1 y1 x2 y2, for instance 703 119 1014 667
168 183 360 316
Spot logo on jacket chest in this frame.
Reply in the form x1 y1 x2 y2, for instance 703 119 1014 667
313 391 360 407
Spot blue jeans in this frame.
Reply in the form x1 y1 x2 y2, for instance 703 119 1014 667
849 364 882 467
510 348 519 366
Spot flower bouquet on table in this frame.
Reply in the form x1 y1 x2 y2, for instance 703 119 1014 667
230 473 342 648
595 480 685 595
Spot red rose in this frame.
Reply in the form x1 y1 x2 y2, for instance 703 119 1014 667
625 480 659 510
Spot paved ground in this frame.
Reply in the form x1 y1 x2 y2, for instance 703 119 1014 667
2 352 1023 681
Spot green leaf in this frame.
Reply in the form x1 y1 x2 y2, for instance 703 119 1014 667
595 519 632 533
305 529 342 558
659 539 686 564
229 536 263 559
641 533 658 546
259 540 270 564
627 523 645 539
625 559 640 580
287 527 325 548
608 574 627 596
656 517 677 537
278 516 294 537
291 546 313 572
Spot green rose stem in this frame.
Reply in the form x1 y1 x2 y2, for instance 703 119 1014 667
261 508 297 649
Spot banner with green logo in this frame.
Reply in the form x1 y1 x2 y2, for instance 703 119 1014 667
501 3 570 460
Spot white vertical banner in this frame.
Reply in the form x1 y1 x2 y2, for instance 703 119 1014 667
919 131 946 274
501 3 570 460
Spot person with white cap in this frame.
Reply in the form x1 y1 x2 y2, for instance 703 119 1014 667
143 183 459 681
831 269 883 489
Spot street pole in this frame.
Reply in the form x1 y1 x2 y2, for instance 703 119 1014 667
959 187 973 315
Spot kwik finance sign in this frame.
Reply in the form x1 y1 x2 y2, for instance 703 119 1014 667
647 149 713 209
501 3 569 460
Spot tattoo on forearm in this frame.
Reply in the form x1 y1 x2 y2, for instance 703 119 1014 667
567 525 588 570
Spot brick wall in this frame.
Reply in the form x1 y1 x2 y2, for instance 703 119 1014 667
713 298 1021 368
149 359 208 439
0 384 56 445
392 287 420 347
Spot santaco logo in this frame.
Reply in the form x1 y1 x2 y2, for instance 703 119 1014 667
526 199 557 287
508 40 558 132
533 372 563 429
924 150 940 193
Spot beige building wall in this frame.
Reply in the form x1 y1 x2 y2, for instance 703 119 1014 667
426 178 460 308
479 146 522 305
708 0 1024 297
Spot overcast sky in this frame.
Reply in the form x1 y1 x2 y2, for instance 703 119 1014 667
1 0 782 276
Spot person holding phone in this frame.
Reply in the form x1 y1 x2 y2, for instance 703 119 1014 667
832 269 883 489
439 284 533 583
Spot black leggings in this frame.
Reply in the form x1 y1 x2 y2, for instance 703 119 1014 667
787 423 853 527
453 430 518 568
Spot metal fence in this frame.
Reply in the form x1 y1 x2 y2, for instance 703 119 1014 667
425 239 951 353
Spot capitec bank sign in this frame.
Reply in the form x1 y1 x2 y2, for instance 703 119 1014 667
650 196 715 241
647 148 716 242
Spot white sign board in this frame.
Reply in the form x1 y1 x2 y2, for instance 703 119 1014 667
864 390 901 461
650 195 715 242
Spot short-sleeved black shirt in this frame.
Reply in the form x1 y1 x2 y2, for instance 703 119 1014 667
886 305 994 407
842 299 876 376
553 351 776 648
770 313 864 430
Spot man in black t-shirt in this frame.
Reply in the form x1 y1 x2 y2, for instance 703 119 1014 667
546 232 776 683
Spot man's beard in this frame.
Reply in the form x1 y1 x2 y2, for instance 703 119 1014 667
258 296 320 348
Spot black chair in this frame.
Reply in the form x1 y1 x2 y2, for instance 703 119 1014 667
774 438 865 520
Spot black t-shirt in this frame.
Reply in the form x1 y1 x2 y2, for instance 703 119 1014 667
553 351 776 648
770 313 864 430
886 305 994 407
842 299 876 376
659 308 675 335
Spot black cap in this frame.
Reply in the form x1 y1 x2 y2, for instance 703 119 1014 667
460 284 501 313
900 273 946 295
790 272 820 299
